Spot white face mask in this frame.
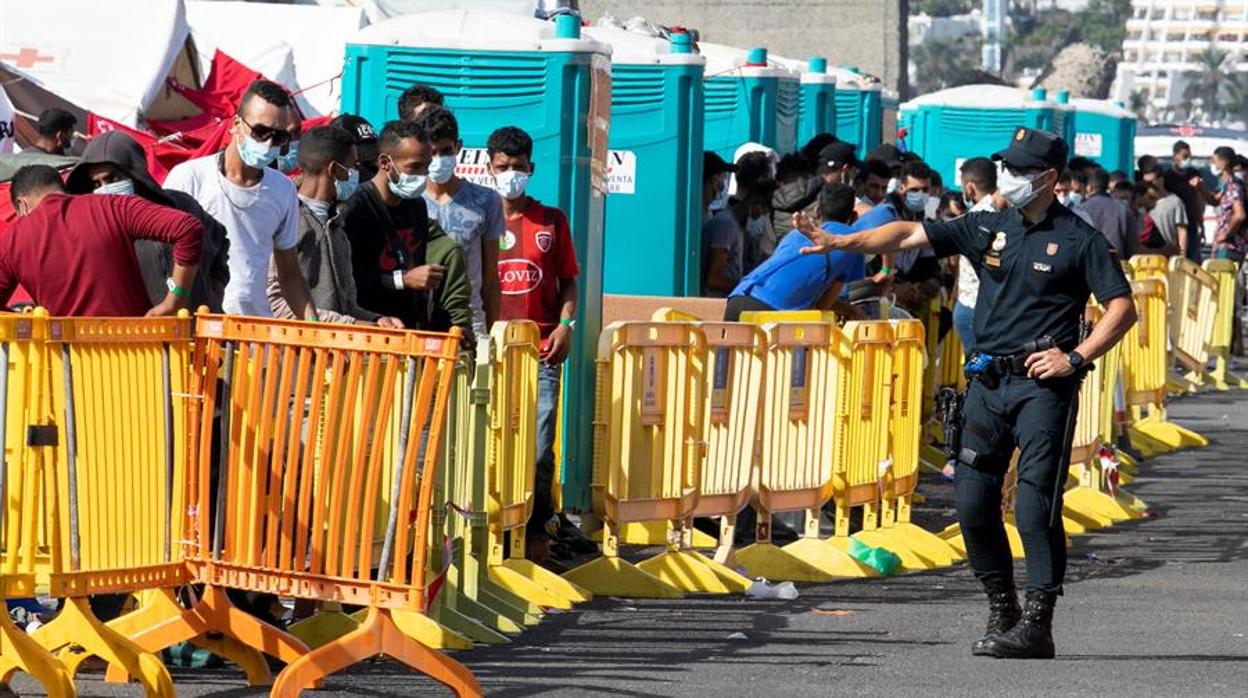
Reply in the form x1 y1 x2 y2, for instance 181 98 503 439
493 169 530 200
1063 192 1085 207
95 179 135 197
1211 163 1224 177
427 154 457 185
903 190 930 213
998 168 1048 208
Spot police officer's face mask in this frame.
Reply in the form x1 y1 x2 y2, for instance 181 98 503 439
998 167 1051 208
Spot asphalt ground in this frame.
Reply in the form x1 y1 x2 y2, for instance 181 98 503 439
9 385 1248 697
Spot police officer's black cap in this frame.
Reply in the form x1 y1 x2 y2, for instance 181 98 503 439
818 141 859 170
992 127 1069 171
868 143 905 169
704 151 736 181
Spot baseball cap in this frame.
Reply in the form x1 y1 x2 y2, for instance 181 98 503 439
992 127 1069 171
330 113 379 165
703 151 736 182
818 141 859 170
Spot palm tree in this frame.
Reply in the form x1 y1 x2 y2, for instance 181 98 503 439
1182 47 1233 123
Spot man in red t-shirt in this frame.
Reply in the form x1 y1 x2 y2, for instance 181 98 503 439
2 165 202 317
488 126 580 557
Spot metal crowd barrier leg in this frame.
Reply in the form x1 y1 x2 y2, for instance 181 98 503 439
736 320 877 582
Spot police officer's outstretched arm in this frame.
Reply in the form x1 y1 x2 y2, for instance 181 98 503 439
795 211 931 255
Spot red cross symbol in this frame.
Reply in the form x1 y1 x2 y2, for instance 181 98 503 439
0 47 55 70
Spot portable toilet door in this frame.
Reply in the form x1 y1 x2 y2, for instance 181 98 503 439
899 84 1052 190
1070 96 1138 173
342 10 611 511
582 26 706 297
698 42 795 160
828 66 885 160
772 55 838 149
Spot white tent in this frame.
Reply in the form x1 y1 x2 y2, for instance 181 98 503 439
185 0 369 116
0 0 191 126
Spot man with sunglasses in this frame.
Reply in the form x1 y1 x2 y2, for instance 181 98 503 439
165 79 317 320
797 127 1137 660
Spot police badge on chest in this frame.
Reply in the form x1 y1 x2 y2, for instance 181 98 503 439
983 231 1007 268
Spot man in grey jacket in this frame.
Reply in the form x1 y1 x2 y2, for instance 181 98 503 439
266 125 403 327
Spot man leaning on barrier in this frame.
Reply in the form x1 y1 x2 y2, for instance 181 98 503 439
796 127 1137 660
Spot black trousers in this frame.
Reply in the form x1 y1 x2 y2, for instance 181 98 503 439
955 372 1080 594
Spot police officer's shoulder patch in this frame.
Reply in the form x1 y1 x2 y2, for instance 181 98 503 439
1015 128 1026 141
1046 242 1059 256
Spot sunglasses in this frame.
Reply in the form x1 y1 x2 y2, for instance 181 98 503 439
239 115 293 147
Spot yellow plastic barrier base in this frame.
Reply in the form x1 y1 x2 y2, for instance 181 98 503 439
732 543 818 583
289 608 364 651
851 529 940 572
478 583 543 626
940 521 1027 559
1131 415 1208 452
34 597 176 697
428 598 512 645
637 550 734 594
500 559 592 603
1166 372 1202 396
561 556 685 599
590 521 718 548
1202 369 1248 391
390 610 473 652
1063 488 1145 524
0 613 75 698
871 522 964 566
488 564 575 610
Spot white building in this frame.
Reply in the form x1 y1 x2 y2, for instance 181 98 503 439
1114 0 1248 121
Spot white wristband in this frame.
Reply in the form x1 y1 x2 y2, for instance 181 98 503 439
392 270 404 290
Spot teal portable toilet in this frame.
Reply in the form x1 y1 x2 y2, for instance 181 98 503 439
698 42 798 159
899 85 1057 189
772 55 838 148
342 10 611 511
828 66 885 159
1070 97 1137 173
582 26 706 297
1049 89 1075 153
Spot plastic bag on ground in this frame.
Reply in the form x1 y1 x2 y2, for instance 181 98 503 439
848 538 901 576
745 578 800 600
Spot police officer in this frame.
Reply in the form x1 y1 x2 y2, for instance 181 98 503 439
795 128 1137 659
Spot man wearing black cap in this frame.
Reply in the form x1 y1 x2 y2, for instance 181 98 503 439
797 127 1137 660
702 151 743 296
330 113 381 181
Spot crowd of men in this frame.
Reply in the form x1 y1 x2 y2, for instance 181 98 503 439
3 80 586 561
702 133 1248 354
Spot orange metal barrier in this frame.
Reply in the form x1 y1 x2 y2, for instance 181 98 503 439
153 315 478 696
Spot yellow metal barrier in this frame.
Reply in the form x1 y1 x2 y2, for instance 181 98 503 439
563 322 704 598
0 311 75 698
851 320 961 569
628 315 763 593
1202 259 1248 390
1167 258 1219 392
736 321 874 581
1062 306 1147 528
1121 279 1207 455
1129 254 1170 284
483 322 591 607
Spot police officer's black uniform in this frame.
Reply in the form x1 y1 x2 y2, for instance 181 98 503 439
922 128 1132 658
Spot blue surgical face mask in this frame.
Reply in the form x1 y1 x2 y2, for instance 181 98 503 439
276 141 300 173
1064 192 1085 207
95 178 135 196
493 169 531 200
903 190 930 213
386 159 427 200
428 154 457 185
238 133 281 170
335 167 360 202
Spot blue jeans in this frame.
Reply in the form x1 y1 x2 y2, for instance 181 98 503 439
530 362 562 537
953 301 976 352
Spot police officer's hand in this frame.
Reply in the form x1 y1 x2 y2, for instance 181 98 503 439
1025 347 1074 380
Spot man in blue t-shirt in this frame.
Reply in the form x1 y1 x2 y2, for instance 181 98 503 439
725 183 866 320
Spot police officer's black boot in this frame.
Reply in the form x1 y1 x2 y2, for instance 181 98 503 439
981 590 1057 659
971 580 1020 656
